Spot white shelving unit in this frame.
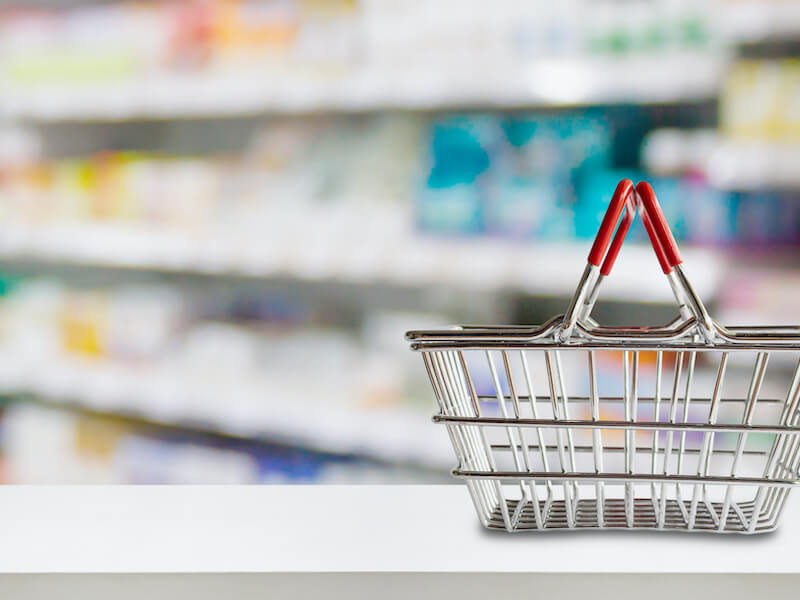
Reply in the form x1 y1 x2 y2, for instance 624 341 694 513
707 140 800 191
0 350 453 470
0 217 723 302
1 55 724 122
724 0 800 42
0 485 798 598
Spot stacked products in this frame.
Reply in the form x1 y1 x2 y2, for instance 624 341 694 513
721 59 800 142
0 115 422 230
0 402 435 484
3 108 799 249
0 278 449 469
0 0 721 116
638 58 800 242
642 128 800 245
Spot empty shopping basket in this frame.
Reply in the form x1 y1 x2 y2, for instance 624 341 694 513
407 180 800 533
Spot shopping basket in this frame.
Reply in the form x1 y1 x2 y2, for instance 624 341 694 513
407 180 800 534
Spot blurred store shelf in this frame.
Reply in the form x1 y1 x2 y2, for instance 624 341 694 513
2 0 795 125
644 130 800 191
0 55 725 122
1 0 797 487
707 141 800 191
724 0 800 42
0 210 723 302
0 349 453 470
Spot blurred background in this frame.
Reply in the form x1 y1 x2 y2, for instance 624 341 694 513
0 0 797 484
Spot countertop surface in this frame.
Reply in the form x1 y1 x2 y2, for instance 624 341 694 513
0 484 798 574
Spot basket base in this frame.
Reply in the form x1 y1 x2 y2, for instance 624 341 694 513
486 497 777 534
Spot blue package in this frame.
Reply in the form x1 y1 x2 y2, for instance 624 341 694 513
418 111 614 241
417 115 504 234
681 177 735 245
416 183 484 235
575 169 643 240
483 176 557 239
647 177 687 241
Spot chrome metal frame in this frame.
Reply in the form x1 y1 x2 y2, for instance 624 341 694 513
407 260 800 533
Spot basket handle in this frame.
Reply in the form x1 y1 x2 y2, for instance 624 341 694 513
587 179 636 276
635 181 715 341
561 180 716 343
560 179 635 340
636 181 682 274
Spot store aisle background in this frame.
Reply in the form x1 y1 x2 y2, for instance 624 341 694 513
0 0 798 483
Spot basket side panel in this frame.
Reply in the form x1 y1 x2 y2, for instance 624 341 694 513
469 479 786 533
422 346 800 532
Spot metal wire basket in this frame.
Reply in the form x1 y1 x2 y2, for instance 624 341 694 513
407 180 800 534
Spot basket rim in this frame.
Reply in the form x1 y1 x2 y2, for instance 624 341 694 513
407 315 800 351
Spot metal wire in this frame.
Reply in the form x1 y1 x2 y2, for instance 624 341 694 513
409 259 800 534
417 341 800 534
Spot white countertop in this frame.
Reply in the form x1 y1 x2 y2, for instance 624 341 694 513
1 484 799 575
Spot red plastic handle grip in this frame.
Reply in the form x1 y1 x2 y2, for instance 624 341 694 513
635 181 682 274
600 192 635 276
587 179 635 272
640 207 671 274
